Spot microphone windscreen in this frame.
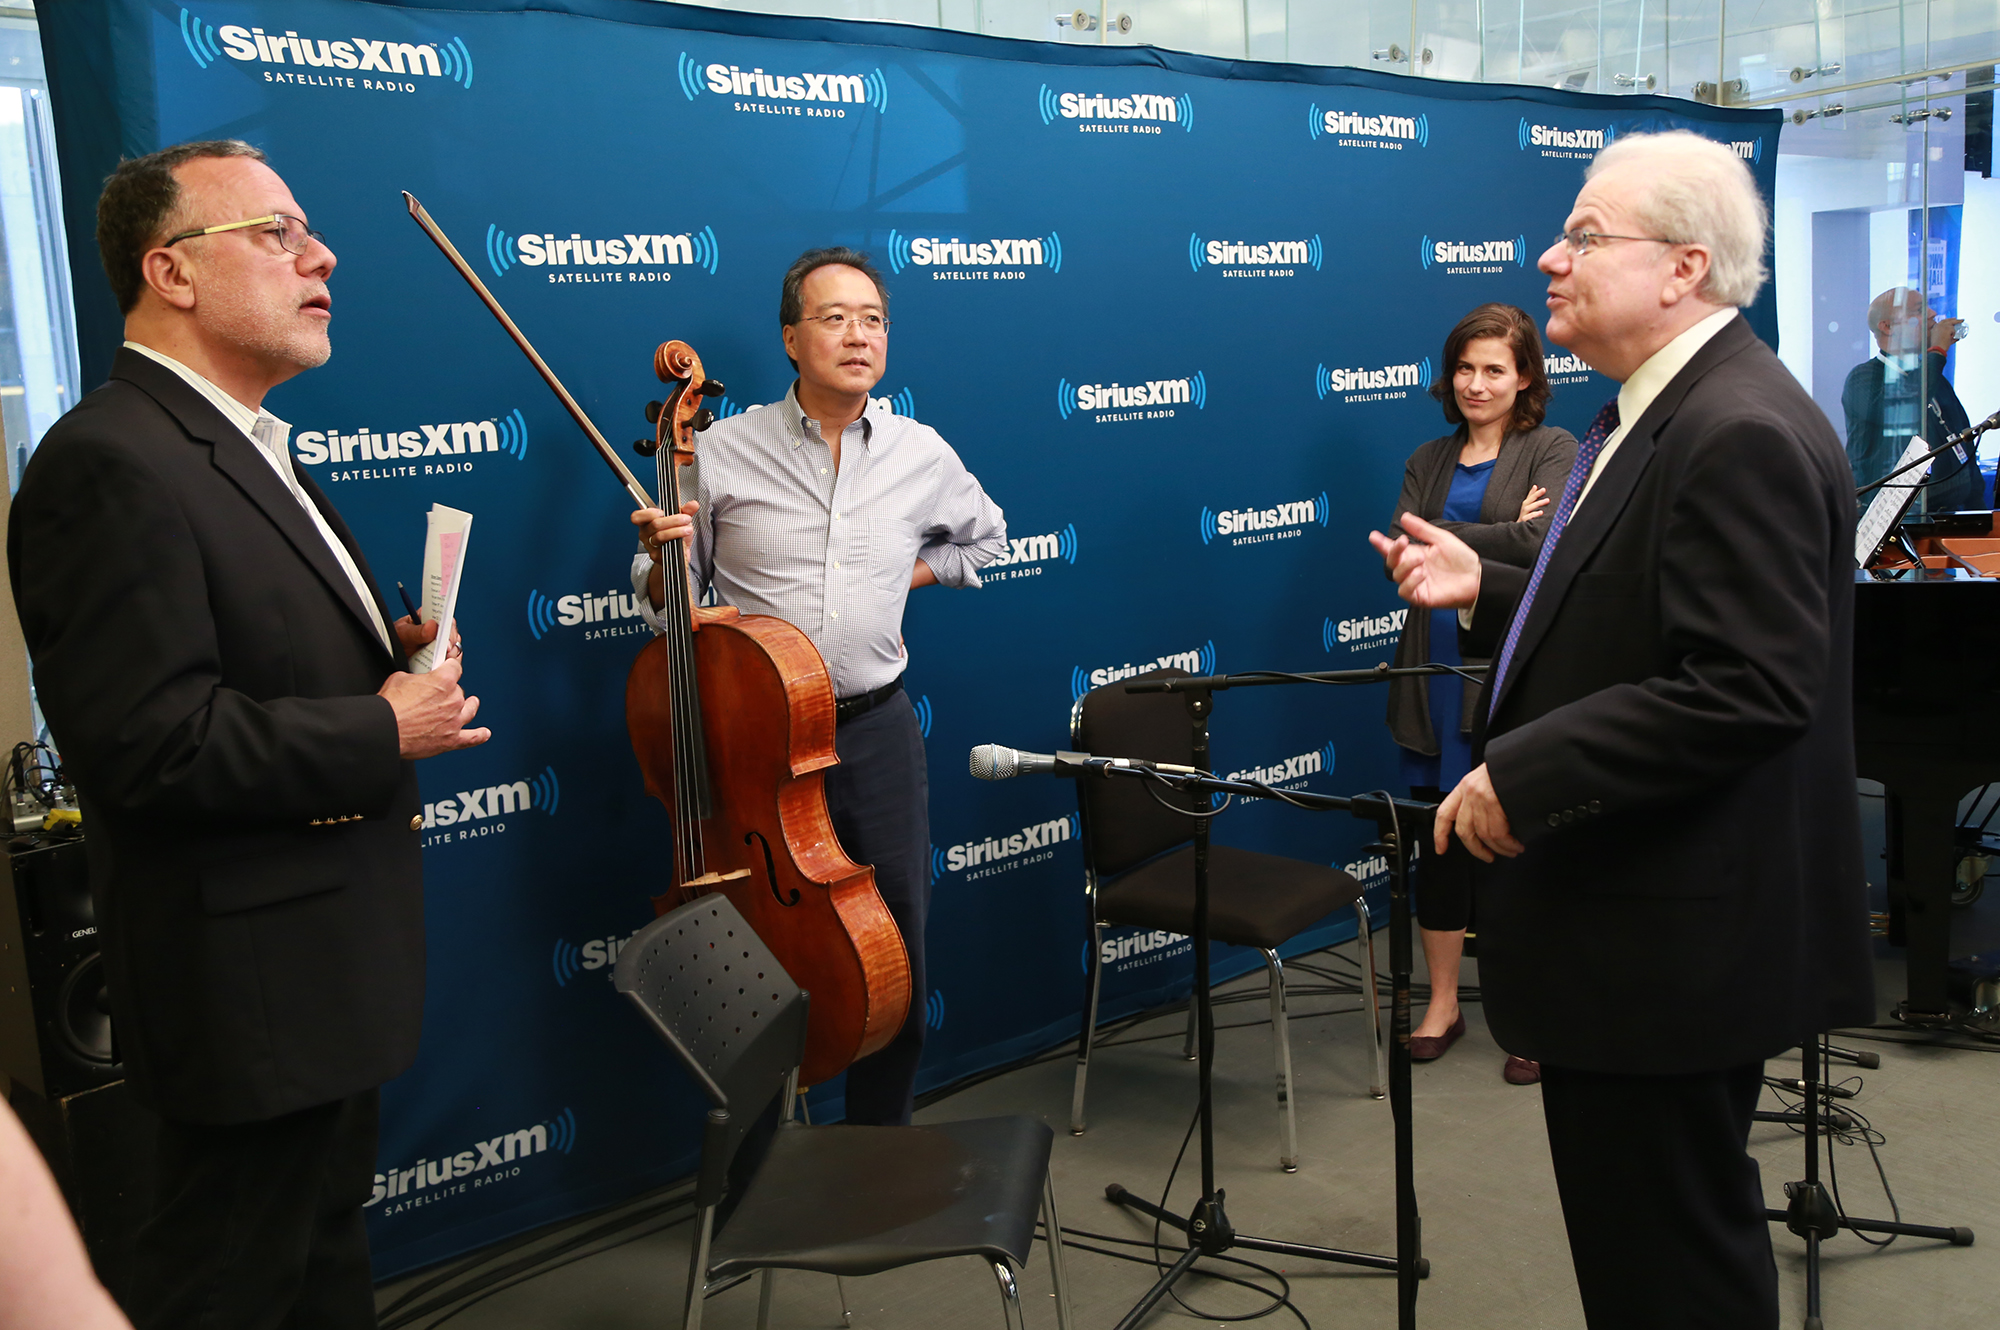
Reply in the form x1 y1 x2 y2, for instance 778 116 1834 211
968 744 1017 781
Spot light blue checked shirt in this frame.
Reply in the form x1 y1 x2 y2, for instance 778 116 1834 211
631 386 1006 696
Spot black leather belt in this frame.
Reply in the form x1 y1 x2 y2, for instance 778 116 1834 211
834 677 903 725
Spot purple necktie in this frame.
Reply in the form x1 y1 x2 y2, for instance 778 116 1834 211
1487 397 1620 714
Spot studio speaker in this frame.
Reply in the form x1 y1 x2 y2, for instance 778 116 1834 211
0 832 120 1098
9 1079 156 1305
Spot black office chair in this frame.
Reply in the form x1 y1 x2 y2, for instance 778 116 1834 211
615 895 1073 1330
1068 668 1386 1172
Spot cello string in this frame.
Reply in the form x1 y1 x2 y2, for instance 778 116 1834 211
657 440 697 885
660 409 706 881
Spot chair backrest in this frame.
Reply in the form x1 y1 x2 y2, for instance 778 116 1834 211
614 894 808 1166
1073 667 1206 878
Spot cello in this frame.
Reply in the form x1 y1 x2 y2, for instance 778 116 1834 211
403 195 911 1086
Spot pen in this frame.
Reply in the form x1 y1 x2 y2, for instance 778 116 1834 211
397 581 421 621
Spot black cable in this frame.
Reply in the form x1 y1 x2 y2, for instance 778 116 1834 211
1043 1223 1311 1329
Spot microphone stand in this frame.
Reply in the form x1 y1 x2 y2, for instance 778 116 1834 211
1095 664 1475 1330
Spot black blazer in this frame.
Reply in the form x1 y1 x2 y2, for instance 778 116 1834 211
1462 315 1874 1073
9 348 425 1124
1384 423 1576 755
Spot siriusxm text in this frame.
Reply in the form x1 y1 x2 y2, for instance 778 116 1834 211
218 26 444 75
1226 748 1327 786
1431 239 1517 264
1086 648 1208 689
296 420 499 465
515 234 699 267
1204 240 1311 266
1322 110 1418 139
423 781 532 829
705 64 867 103
1325 364 1421 393
1100 928 1188 965
906 238 1048 267
1335 610 1407 643
1215 499 1319 535
1527 124 1605 150
369 1122 547 1206
1076 380 1189 411
990 531 1065 566
1059 92 1180 122
945 817 1072 872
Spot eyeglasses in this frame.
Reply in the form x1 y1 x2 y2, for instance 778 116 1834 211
796 312 890 335
163 214 326 257
1554 228 1686 256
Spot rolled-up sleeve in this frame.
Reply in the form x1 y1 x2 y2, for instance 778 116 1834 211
916 444 1006 589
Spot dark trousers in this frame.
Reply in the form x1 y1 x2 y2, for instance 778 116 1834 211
1539 1061 1777 1330
127 1090 380 1330
1409 784 1473 932
823 687 930 1125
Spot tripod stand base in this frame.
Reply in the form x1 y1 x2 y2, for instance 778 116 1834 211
1104 1183 1430 1277
1766 1207 1974 1245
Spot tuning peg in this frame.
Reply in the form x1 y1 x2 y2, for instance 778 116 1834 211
644 400 665 424
633 437 659 457
691 408 715 432
699 380 726 398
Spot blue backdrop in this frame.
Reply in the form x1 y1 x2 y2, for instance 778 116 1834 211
38 0 1780 1277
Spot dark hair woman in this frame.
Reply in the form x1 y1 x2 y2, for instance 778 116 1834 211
1382 303 1576 1083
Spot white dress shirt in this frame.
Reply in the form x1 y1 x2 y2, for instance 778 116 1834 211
125 341 393 653
1574 306 1740 511
631 386 1006 697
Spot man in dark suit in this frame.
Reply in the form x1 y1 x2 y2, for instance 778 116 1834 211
1372 131 1874 1328
9 141 489 1328
1840 286 1983 510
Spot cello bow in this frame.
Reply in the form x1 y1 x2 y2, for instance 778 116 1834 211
401 191 656 511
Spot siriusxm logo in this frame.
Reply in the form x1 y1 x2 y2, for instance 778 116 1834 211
1420 234 1527 271
1226 740 1337 787
1189 232 1322 275
989 525 1080 567
678 52 887 114
484 224 718 280
1057 371 1206 422
886 229 1062 277
1729 138 1764 163
1038 84 1193 132
1545 351 1592 379
423 765 559 841
1087 927 1191 974
179 12 473 88
1323 610 1408 653
911 693 933 739
1309 103 1429 147
525 587 650 642
1200 493 1328 547
1315 358 1433 400
370 1109 575 1214
1072 640 1216 701
932 814 1078 883
1343 853 1390 889
926 989 946 1031
550 925 641 987
295 410 526 473
1518 120 1607 155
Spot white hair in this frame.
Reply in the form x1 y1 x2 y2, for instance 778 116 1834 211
1586 129 1769 308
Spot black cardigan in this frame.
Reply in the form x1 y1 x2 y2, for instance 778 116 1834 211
1384 423 1578 756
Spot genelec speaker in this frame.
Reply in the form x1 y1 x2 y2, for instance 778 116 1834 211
0 833 121 1098
10 1080 156 1304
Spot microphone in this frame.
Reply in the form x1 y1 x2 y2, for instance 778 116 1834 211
968 744 1201 781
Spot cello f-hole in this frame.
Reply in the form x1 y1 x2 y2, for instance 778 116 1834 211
746 829 799 906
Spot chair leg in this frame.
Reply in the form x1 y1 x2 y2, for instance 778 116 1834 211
684 1206 717 1330
833 1273 852 1326
1182 994 1199 1061
1070 920 1104 1136
1262 949 1299 1172
992 1260 1026 1330
755 1270 774 1330
1356 897 1387 1100
1042 1169 1074 1330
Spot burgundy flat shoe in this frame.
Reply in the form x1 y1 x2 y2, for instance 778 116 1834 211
1502 1055 1541 1085
1408 1012 1465 1061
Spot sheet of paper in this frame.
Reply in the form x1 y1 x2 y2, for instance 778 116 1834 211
1853 437 1933 568
410 503 473 673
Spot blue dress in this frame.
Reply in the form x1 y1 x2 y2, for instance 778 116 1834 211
1399 457 1497 791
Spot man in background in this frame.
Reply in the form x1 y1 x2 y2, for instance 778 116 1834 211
10 141 487 1328
1842 285 1984 511
632 246 1005 1126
